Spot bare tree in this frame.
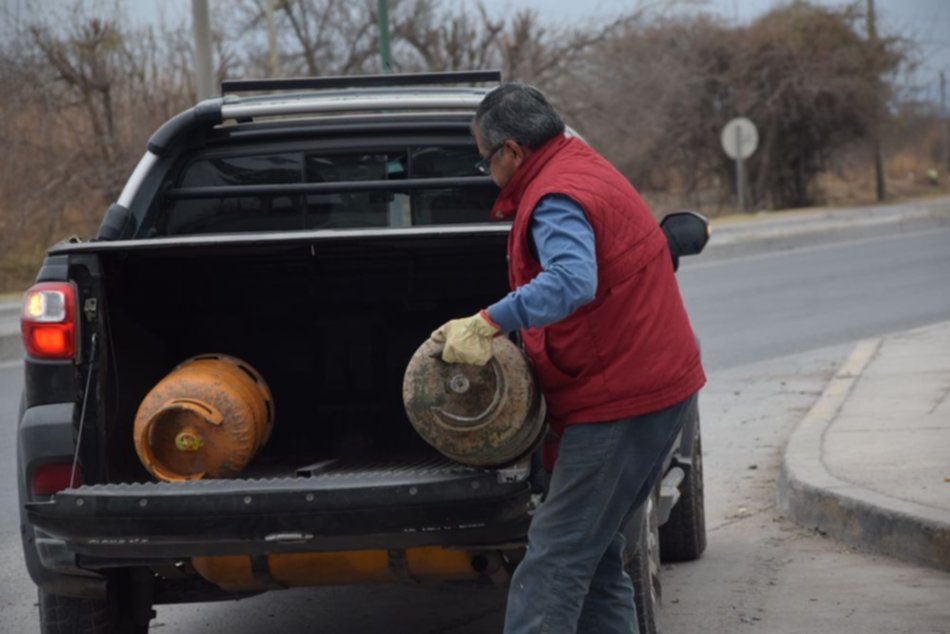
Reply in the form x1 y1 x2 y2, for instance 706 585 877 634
230 0 644 94
0 0 919 293
389 1 504 72
0 1 199 290
737 2 905 208
233 0 381 76
561 2 908 212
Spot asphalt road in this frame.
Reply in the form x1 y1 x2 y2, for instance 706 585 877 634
2 224 949 632
679 226 950 371
0 361 33 632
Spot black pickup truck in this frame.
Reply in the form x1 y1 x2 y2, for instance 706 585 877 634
17 71 707 633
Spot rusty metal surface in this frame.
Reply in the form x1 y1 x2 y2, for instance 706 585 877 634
402 338 545 467
133 354 274 481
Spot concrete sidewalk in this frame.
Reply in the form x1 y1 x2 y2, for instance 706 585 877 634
779 321 950 571
703 195 950 260
708 195 950 247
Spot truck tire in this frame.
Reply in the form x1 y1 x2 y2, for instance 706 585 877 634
39 574 151 634
40 590 110 634
627 494 661 634
659 419 706 562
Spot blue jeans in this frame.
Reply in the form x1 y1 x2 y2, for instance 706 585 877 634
504 394 697 634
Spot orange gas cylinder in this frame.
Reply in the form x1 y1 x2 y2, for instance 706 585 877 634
133 354 274 481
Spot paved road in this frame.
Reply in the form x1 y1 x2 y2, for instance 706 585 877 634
2 223 949 632
679 226 950 371
0 362 34 632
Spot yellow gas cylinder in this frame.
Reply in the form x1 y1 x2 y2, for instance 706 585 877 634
133 354 274 481
191 547 487 592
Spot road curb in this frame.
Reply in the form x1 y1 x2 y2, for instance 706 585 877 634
777 338 950 572
704 198 950 261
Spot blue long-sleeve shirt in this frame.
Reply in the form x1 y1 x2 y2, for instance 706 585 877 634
486 195 598 333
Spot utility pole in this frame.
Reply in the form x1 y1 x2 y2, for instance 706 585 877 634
941 71 949 171
867 0 886 201
377 0 392 73
266 0 279 77
192 0 214 100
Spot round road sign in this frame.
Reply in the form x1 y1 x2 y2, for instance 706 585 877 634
721 117 759 160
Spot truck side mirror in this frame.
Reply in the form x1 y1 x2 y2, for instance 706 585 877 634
660 211 710 271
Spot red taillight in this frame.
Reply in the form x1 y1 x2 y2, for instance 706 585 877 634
31 462 82 496
21 282 77 359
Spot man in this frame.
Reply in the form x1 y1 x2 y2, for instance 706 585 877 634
431 83 705 633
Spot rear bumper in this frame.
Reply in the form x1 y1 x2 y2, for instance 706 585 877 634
26 463 532 560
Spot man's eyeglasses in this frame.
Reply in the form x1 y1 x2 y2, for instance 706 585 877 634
475 143 505 175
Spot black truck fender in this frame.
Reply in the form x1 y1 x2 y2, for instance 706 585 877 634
18 400 106 599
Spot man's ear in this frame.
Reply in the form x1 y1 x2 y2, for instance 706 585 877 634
505 140 529 167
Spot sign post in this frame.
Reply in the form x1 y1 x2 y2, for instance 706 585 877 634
721 117 759 213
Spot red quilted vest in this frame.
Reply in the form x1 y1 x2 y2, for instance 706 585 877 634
491 134 706 433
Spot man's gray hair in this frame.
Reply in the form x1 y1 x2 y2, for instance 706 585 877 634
473 82 565 150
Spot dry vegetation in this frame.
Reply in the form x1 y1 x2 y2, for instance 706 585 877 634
0 0 946 292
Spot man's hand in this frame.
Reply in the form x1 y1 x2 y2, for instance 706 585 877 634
430 310 501 366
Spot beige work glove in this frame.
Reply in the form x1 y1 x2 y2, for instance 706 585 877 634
430 310 501 366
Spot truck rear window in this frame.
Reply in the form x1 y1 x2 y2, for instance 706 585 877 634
147 144 499 236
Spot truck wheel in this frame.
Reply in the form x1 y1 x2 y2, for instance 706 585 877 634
627 493 661 634
39 573 152 634
41 590 108 634
659 419 706 562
